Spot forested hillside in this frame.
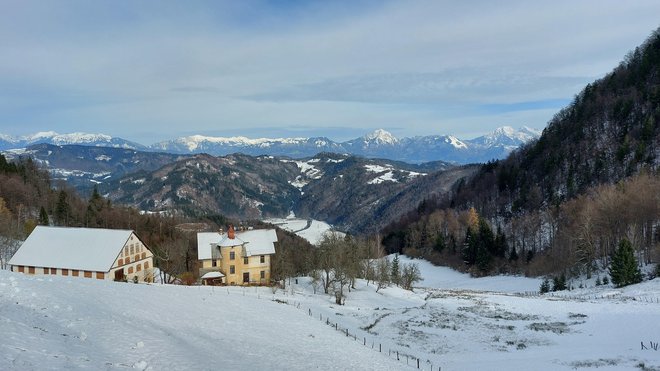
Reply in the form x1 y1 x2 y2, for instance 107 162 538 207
383 29 660 278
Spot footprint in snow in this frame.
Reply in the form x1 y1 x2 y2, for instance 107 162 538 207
133 360 149 370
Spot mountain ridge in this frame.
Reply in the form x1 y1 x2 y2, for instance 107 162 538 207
0 126 540 164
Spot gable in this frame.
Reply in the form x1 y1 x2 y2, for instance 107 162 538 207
9 226 134 272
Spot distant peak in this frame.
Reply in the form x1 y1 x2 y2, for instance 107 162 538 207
364 129 398 144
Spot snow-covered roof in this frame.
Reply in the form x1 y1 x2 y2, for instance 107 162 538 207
241 229 277 256
217 235 245 247
197 229 277 260
9 226 136 272
201 271 224 279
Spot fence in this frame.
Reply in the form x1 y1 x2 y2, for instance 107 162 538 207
209 285 444 370
512 291 660 303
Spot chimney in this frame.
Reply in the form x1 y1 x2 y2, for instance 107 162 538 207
227 225 235 239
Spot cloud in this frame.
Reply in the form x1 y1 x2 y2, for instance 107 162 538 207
1 0 660 141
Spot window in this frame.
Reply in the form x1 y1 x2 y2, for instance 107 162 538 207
243 272 250 283
260 255 265 264
229 251 235 260
141 252 146 259
212 259 217 267
43 267 50 275
260 270 265 279
135 254 140 261
72 270 79 277
84 271 92 278
96 272 104 280
125 256 131 264
118 258 123 266
50 267 57 274
18 266 24 273
137 264 142 272
130 245 134 255
124 247 128 256
144 262 149 269
128 266 134 274
28 266 35 274
62 269 69 276
243 257 249 265
229 265 235 274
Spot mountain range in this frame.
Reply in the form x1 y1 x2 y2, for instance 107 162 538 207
0 126 540 164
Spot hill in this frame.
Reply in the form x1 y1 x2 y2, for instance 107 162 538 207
2 264 659 370
382 28 660 277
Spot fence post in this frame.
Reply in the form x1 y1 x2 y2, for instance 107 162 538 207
397 351 399 361
417 358 419 369
379 344 381 352
346 328 348 337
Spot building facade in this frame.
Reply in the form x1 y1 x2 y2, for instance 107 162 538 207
9 226 154 283
197 226 276 285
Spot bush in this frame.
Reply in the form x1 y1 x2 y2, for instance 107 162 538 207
180 272 196 286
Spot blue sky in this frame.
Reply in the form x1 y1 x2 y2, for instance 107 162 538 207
1 0 659 144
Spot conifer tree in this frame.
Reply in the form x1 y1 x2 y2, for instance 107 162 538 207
609 238 642 287
390 254 400 285
38 206 49 226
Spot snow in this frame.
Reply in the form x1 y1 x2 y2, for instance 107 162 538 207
446 135 468 149
0 270 403 371
363 129 398 145
2 257 659 371
170 135 309 151
398 255 542 293
367 171 398 185
263 215 343 245
364 164 391 173
8 226 134 272
197 229 277 259
200 271 224 279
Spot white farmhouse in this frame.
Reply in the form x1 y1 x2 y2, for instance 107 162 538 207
9 226 154 283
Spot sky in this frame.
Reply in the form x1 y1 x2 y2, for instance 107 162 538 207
1 1 659 144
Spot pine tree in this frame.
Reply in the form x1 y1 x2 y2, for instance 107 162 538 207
38 206 49 226
552 274 567 291
609 238 643 287
54 190 70 225
539 278 550 294
390 254 400 285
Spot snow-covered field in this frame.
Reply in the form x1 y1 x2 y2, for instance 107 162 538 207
2 261 659 371
264 214 344 245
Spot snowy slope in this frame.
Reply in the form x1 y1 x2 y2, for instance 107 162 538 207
2 262 659 371
0 270 403 370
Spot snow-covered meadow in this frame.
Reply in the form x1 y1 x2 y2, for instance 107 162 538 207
263 214 344 245
1 259 659 371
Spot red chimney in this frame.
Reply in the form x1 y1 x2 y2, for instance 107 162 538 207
228 225 235 239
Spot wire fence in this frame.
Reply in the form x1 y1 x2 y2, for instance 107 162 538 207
512 290 660 303
210 285 443 370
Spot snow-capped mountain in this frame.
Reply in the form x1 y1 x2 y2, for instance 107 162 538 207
151 127 540 163
0 131 146 151
467 126 541 149
1 126 540 164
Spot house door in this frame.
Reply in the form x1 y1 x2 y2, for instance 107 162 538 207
243 272 250 284
114 269 125 282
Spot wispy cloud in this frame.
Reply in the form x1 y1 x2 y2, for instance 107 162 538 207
1 0 659 143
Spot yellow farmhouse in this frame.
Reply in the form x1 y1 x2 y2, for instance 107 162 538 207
9 226 154 283
197 226 276 285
